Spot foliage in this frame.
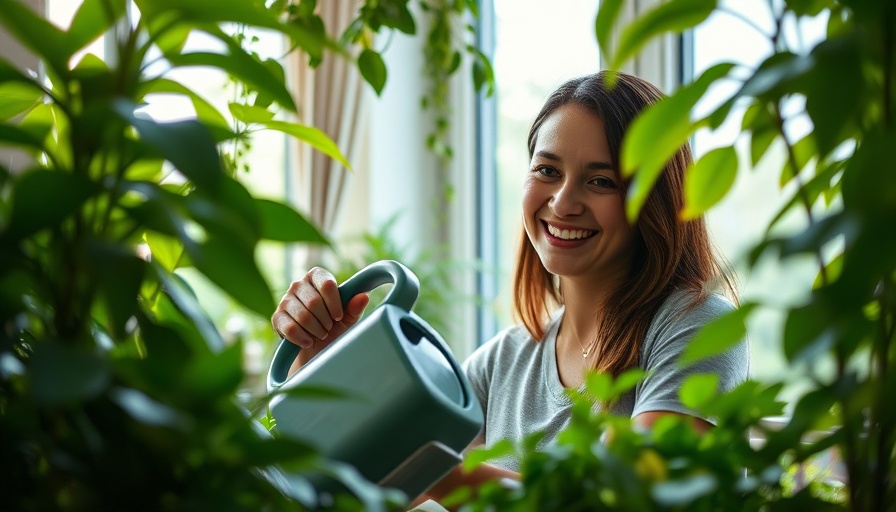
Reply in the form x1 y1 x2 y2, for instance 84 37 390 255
326 213 482 347
458 0 895 511
0 0 484 510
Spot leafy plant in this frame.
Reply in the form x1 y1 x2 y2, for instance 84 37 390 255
459 0 895 511
0 0 486 510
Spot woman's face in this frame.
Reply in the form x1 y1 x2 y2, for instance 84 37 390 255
522 103 637 282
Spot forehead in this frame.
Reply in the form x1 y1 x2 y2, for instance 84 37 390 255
533 104 611 157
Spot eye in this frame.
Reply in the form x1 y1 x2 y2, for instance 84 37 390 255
532 165 560 178
590 175 618 189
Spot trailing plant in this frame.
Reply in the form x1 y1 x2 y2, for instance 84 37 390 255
0 0 487 510
459 0 895 510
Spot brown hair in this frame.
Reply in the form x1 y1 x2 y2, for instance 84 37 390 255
513 70 734 377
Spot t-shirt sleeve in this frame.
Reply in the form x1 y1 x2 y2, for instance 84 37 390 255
631 293 751 422
461 335 499 434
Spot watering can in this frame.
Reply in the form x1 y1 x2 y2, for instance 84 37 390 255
266 260 483 500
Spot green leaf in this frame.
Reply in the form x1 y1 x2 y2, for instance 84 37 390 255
611 368 646 396
67 0 128 51
256 198 329 244
31 342 110 405
261 120 350 169
751 130 777 166
189 235 274 317
358 49 387 96
0 0 74 77
622 62 734 222
471 48 495 96
681 303 756 365
680 373 719 410
110 387 189 429
5 171 97 241
0 82 42 121
87 241 147 338
585 371 614 402
463 439 515 472
140 78 230 130
595 0 625 64
611 0 716 70
802 36 862 157
652 473 718 506
681 146 739 219
168 51 297 112
182 340 244 398
229 103 276 124
144 232 183 271
114 100 223 193
738 51 813 100
154 263 226 352
779 133 816 187
0 122 45 151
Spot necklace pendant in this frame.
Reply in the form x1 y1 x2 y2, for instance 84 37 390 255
582 351 589 358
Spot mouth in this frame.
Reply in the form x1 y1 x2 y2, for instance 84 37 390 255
543 221 597 241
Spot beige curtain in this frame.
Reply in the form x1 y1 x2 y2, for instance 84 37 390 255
288 1 367 270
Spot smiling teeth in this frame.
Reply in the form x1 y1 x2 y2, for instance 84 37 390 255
547 224 596 240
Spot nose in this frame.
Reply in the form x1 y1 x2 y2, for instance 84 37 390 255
550 180 585 217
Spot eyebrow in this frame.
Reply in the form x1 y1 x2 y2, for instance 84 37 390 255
534 150 615 171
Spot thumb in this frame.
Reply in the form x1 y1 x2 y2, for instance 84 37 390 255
343 293 370 324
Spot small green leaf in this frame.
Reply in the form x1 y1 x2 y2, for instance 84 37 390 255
611 368 646 396
652 473 718 506
6 170 97 241
189 235 275 317
358 49 387 95
595 0 625 64
681 303 756 365
154 263 226 352
750 130 777 166
611 0 716 69
463 439 514 472
681 146 739 219
140 78 230 130
114 100 223 193
680 373 719 410
585 371 614 402
31 342 110 405
182 340 244 398
256 198 329 244
622 62 734 222
88 241 147 338
111 387 189 429
261 120 350 169
229 103 276 124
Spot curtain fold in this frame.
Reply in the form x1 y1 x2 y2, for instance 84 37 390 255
288 1 367 270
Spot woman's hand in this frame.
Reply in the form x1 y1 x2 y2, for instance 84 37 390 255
271 267 370 373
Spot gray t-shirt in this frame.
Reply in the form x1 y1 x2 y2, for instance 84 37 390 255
461 290 750 471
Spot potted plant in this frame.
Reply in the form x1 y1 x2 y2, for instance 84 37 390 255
0 0 486 510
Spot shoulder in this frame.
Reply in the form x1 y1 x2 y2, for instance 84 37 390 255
649 289 736 336
464 323 538 372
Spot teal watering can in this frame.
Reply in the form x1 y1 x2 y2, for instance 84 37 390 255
266 260 483 500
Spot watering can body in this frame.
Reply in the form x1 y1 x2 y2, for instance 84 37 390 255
266 260 483 500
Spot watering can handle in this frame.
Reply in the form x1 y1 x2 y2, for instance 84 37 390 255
267 260 419 391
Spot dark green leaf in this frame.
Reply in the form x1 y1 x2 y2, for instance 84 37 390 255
788 0 830 16
783 302 834 363
471 48 495 96
68 0 128 51
681 303 757 365
681 146 739 219
0 122 45 151
186 177 261 245
652 473 718 506
0 0 74 77
463 438 514 472
6 170 97 241
87 241 147 338
256 198 329 244
779 133 816 187
612 0 716 69
738 51 813 100
154 262 226 352
622 62 734 221
182 340 244 398
114 100 223 193
189 235 274 317
802 36 862 157
31 342 110 405
261 120 350 169
358 49 387 96
167 51 297 112
110 387 190 429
